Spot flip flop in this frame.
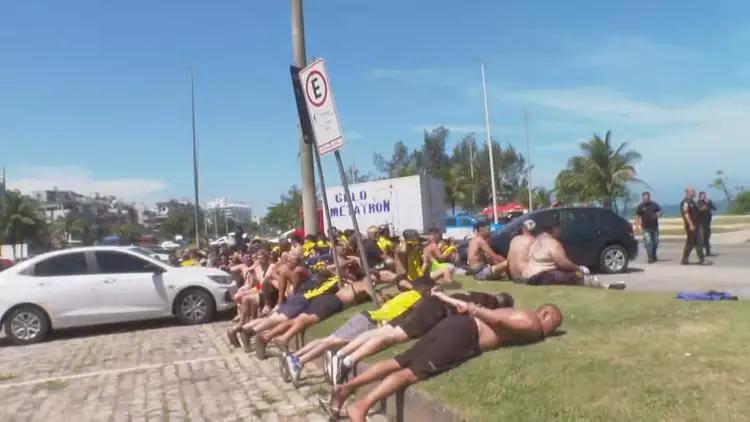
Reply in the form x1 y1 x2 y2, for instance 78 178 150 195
317 397 343 421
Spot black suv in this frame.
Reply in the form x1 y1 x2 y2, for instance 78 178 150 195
462 207 638 274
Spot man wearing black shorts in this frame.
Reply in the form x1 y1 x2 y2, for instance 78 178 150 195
328 298 563 422
329 286 514 385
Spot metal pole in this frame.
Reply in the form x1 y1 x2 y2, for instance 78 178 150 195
334 150 380 306
467 136 475 208
481 63 498 224
213 206 219 238
312 144 344 287
190 70 201 248
292 0 318 236
523 109 533 212
224 208 229 236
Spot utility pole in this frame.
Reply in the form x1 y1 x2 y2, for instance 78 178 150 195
292 0 318 235
190 70 201 249
523 109 533 211
467 136 475 208
481 63 498 224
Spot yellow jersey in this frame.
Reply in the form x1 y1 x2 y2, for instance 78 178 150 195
366 290 421 324
377 236 394 255
302 240 316 257
180 259 197 267
303 276 339 300
406 247 425 281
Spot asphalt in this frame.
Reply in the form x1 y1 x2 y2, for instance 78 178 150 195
599 242 750 299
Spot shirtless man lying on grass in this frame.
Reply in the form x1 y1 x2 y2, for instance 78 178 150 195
326 297 563 422
281 277 435 384
326 285 514 385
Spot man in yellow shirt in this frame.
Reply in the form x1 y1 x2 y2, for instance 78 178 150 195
282 277 434 384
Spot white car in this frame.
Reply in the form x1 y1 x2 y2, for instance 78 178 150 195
0 246 236 345
127 246 170 262
160 241 181 250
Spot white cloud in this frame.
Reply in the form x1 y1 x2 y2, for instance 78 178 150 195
8 166 168 202
578 37 698 69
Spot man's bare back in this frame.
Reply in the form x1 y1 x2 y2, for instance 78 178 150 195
474 308 543 351
507 234 534 280
468 236 502 269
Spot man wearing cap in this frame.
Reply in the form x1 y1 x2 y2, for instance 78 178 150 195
507 219 537 280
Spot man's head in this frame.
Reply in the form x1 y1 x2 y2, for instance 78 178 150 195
367 226 379 240
428 228 442 243
493 292 515 309
521 219 537 236
536 303 563 336
317 233 327 242
290 235 302 246
410 275 435 295
287 250 303 267
642 191 651 203
542 218 561 239
686 187 696 200
699 191 707 201
305 234 316 243
256 249 270 265
475 221 491 239
402 229 421 249
379 225 391 238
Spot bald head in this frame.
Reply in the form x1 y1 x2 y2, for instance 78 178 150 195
685 187 696 199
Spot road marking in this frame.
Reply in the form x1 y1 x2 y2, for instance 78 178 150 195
0 355 230 389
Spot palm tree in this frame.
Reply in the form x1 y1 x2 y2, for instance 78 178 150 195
555 131 645 209
443 165 471 215
0 191 44 259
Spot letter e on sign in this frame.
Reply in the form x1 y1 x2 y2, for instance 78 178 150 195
299 59 345 155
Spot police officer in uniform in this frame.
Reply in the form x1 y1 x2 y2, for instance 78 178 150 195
680 187 710 265
697 191 717 256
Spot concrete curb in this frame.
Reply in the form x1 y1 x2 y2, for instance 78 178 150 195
309 358 463 422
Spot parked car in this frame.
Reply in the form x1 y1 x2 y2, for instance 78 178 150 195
127 246 170 262
459 207 638 274
0 246 236 345
160 241 181 250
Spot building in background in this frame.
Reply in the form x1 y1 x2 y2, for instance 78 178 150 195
206 198 252 237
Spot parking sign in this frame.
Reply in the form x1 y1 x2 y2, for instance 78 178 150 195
298 59 344 155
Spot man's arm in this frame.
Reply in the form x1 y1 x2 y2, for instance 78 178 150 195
682 203 695 231
549 241 580 272
469 305 539 335
479 240 506 263
710 200 717 211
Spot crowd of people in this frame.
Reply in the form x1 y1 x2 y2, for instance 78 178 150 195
163 224 566 421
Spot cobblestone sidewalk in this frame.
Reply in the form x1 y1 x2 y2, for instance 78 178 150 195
0 321 378 421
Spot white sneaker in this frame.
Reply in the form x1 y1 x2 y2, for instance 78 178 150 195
287 354 302 384
324 350 333 382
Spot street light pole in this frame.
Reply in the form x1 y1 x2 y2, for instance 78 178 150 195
481 63 498 224
190 70 201 249
292 0 318 236
523 109 533 212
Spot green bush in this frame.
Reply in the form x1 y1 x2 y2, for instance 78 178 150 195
728 191 750 215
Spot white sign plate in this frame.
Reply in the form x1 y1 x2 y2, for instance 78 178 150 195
299 59 344 155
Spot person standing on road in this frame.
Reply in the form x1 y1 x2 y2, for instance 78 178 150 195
697 191 717 257
634 191 663 263
680 187 710 265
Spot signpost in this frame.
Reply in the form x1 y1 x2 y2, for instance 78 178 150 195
294 58 379 305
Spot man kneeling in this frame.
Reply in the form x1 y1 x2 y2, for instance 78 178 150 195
327 298 563 421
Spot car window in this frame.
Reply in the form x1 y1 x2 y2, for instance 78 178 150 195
34 253 88 277
446 217 457 226
95 251 152 274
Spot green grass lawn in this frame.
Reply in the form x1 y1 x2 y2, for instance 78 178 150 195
307 277 750 421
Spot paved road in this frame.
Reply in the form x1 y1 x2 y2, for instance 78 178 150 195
599 241 750 298
0 319 380 422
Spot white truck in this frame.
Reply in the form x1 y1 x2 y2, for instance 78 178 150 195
324 175 445 235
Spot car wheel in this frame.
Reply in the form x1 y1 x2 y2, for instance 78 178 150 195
175 289 215 325
600 244 629 274
4 305 50 345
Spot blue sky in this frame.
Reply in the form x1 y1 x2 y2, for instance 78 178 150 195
3 0 750 214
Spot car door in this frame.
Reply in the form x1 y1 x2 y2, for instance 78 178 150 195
559 209 599 266
92 250 169 323
29 251 103 328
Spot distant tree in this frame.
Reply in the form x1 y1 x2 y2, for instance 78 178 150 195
0 191 46 258
554 131 644 209
160 212 191 240
415 126 451 177
519 186 552 210
443 164 471 215
345 164 372 184
114 224 142 245
373 141 418 178
710 170 734 207
728 191 750 215
451 134 479 210
264 186 303 232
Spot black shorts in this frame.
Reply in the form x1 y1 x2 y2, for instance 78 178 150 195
278 293 310 318
261 282 279 308
394 315 482 380
304 294 344 320
389 296 446 339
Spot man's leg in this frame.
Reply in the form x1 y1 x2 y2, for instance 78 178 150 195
703 223 712 256
643 230 655 263
258 319 295 343
242 313 286 334
346 368 420 422
429 267 453 284
695 225 706 263
681 230 695 264
347 328 407 365
337 327 385 357
329 359 403 415
298 336 348 365
273 314 319 347
652 230 660 261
